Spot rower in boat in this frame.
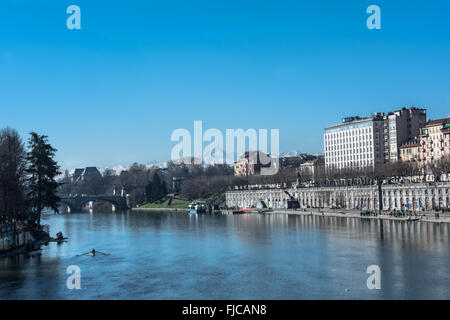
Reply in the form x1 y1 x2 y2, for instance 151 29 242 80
77 248 109 257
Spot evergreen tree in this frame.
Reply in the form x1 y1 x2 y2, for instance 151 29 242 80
145 181 153 202
145 173 167 203
151 173 162 202
26 132 61 227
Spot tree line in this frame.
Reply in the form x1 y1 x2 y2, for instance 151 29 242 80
58 161 234 207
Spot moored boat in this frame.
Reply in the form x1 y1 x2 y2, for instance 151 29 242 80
188 201 207 214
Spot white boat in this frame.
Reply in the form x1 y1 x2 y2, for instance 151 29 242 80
188 201 207 214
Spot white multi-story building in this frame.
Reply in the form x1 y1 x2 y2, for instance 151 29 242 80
324 114 385 169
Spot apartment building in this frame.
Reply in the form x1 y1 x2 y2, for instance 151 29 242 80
234 151 274 176
399 138 421 162
384 107 426 162
419 117 450 163
324 114 385 169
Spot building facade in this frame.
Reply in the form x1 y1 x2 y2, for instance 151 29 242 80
226 182 450 211
420 117 450 164
384 107 426 162
298 156 325 184
234 151 274 176
324 107 427 169
324 114 385 169
280 155 313 168
399 138 421 163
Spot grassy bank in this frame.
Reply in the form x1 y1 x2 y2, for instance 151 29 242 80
137 193 225 210
139 198 189 209
197 193 225 205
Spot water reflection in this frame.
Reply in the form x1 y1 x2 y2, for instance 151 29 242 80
1 211 449 299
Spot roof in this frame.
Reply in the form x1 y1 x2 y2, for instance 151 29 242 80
399 142 420 149
73 168 84 181
425 117 450 127
399 138 421 149
82 167 101 178
324 116 374 131
72 167 101 181
240 151 270 160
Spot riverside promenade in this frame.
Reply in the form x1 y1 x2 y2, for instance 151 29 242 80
268 208 450 224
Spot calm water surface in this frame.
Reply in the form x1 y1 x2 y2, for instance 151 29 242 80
1 211 450 299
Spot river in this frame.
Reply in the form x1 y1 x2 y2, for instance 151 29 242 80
1 210 450 299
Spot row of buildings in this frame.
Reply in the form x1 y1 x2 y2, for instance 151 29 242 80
233 151 323 177
399 117 450 164
227 106 450 211
233 107 449 180
324 107 450 169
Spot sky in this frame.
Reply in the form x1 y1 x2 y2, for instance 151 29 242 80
1 0 450 170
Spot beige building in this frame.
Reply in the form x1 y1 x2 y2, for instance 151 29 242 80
420 117 450 164
399 138 421 163
234 151 273 176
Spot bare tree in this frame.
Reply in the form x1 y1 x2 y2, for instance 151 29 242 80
433 155 450 181
0 128 28 220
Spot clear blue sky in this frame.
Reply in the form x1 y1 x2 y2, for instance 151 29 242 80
1 1 449 169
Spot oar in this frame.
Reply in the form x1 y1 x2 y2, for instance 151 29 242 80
76 251 110 257
76 252 91 257
95 251 110 256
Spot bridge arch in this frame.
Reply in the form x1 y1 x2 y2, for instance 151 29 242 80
59 195 129 212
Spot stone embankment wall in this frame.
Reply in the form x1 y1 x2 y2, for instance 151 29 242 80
0 222 48 253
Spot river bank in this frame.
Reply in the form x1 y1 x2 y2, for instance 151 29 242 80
269 208 450 223
132 207 187 212
0 238 48 258
0 222 50 258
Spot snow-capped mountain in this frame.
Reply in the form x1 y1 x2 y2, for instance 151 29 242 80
279 150 303 157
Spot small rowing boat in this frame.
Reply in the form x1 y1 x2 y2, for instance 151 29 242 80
77 249 110 257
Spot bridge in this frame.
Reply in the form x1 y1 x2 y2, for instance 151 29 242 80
59 195 129 212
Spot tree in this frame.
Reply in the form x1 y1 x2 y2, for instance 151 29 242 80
145 173 167 203
433 155 450 181
26 132 61 227
0 128 28 220
129 187 146 208
145 181 153 202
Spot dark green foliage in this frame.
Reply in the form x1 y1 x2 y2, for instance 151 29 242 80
145 173 167 203
26 132 61 226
